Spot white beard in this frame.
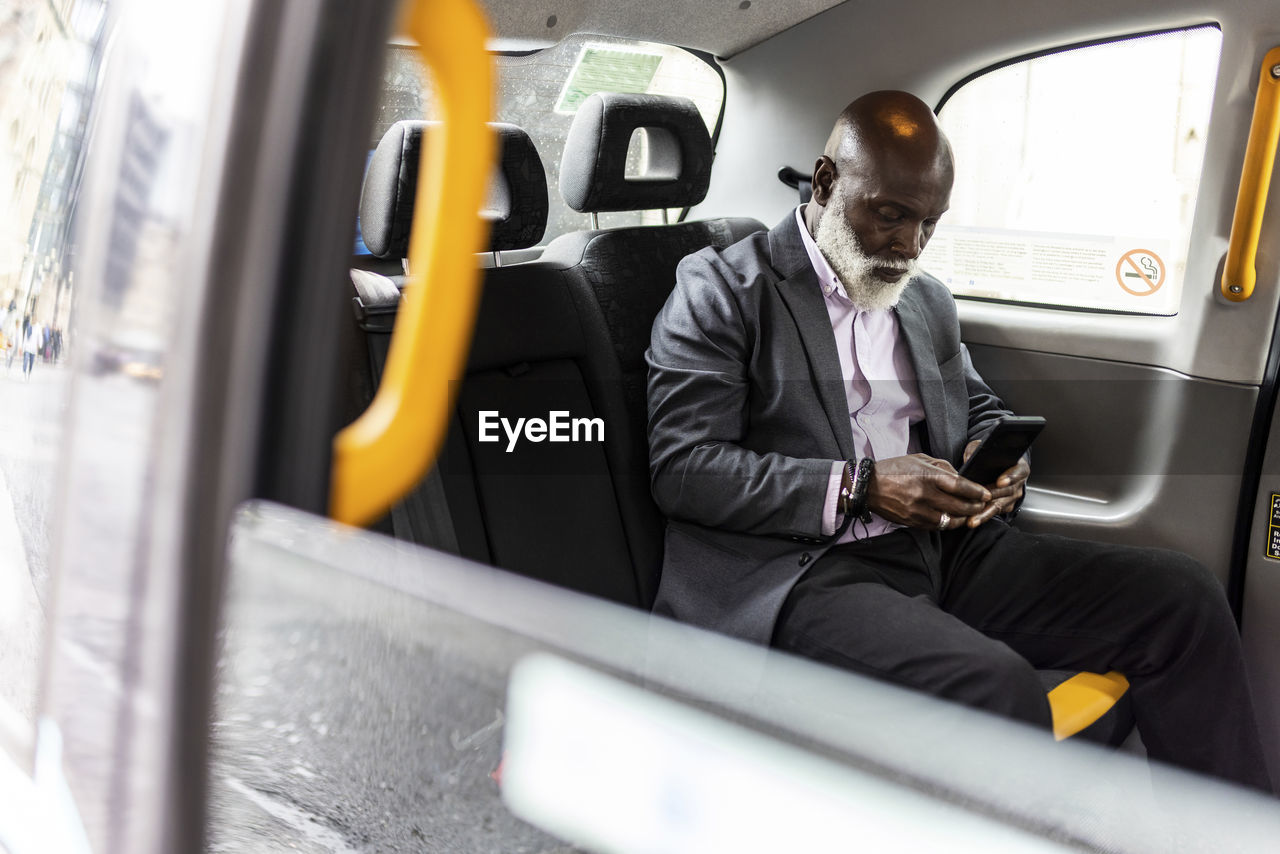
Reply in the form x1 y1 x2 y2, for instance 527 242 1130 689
814 186 916 311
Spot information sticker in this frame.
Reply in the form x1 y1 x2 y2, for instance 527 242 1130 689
920 226 1178 314
1267 494 1280 561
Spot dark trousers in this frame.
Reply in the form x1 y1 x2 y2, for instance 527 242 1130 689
772 519 1273 793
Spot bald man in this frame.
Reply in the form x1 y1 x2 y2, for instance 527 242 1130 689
646 91 1271 791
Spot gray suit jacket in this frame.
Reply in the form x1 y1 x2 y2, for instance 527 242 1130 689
646 211 1012 644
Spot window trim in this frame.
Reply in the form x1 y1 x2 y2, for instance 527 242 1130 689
935 21 1222 115
929 21 1223 316
676 47 727 224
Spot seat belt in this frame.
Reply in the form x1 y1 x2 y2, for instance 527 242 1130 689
349 268 461 555
776 165 813 204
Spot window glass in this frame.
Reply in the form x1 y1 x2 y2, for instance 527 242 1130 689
209 502 1280 852
0 0 104 731
365 34 724 249
921 26 1222 314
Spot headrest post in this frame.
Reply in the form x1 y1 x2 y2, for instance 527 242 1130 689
661 208 669 225
590 212 600 230
492 250 502 268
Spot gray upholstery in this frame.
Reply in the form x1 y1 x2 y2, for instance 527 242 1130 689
559 93 713 213
360 120 548 259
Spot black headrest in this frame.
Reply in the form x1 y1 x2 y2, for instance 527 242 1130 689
359 121 548 259
559 93 713 213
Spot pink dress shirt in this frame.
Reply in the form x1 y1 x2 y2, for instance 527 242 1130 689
794 207 925 541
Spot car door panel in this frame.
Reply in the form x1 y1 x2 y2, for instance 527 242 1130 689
968 343 1256 577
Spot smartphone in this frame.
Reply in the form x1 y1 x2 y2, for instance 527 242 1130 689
958 416 1045 486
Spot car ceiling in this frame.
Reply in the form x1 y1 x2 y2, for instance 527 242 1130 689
478 0 849 57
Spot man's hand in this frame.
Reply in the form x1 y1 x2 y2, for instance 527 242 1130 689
867 454 991 530
961 438 1030 527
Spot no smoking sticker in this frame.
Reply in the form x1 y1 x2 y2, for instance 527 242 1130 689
1115 249 1165 296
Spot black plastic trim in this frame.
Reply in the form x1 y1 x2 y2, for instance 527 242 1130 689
254 5 398 512
952 293 1177 318
777 165 807 191
1230 304 1280 626
676 46 727 224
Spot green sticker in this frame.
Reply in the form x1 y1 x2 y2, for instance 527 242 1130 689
556 47 663 114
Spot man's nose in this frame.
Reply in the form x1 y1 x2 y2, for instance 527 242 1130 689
894 223 925 259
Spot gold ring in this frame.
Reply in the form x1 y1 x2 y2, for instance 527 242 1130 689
938 512 951 531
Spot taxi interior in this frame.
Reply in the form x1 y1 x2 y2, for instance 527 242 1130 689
226 0 1280 848
30 0 1280 851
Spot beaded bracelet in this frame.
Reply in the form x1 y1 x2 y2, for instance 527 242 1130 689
838 457 875 523
850 456 874 522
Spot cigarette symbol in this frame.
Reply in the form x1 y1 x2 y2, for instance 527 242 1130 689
1116 249 1165 296
1123 257 1158 280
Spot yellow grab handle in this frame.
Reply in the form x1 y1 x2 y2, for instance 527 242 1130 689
1047 670 1130 741
329 0 494 526
1222 47 1280 302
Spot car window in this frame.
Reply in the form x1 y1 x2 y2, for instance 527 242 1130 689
208 501 1280 852
360 33 724 251
922 26 1222 315
0 0 104 735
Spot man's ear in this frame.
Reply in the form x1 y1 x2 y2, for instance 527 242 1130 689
811 155 836 206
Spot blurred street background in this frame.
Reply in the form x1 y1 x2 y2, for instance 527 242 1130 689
0 357 65 723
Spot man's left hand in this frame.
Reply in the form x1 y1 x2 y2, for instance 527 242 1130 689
960 438 1030 527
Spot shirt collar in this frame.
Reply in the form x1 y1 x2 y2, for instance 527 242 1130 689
795 205 848 302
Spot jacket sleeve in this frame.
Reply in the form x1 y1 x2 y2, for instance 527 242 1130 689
962 343 1014 446
959 339 1028 518
645 250 833 538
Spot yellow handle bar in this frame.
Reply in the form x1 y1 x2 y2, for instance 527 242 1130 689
1047 670 1130 741
329 0 494 525
1222 47 1280 302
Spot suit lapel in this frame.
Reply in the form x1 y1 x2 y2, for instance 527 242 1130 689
893 285 947 455
769 215 856 460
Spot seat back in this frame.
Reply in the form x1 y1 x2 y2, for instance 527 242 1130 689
354 120 647 606
450 264 642 603
545 93 765 604
353 105 764 609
